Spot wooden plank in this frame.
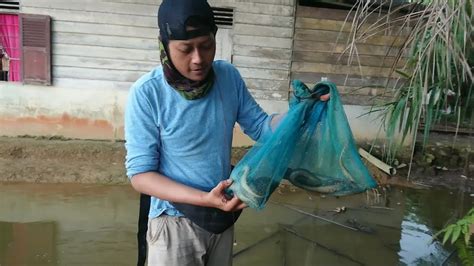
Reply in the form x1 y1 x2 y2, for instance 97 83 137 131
53 66 147 82
52 21 156 39
101 0 160 5
233 35 293 49
208 0 237 7
101 0 238 9
287 87 392 106
234 24 293 38
244 78 289 92
290 72 402 89
289 84 390 96
233 55 290 70
234 12 294 28
292 51 405 68
295 17 408 35
336 86 384 96
248 88 289 101
23 0 292 17
53 44 160 62
22 6 156 27
236 0 295 6
293 40 404 57
238 67 289 81
233 3 294 16
53 55 158 72
53 77 134 91
296 17 351 31
297 6 357 21
22 0 158 16
419 123 474 135
53 32 157 50
294 28 406 47
291 62 395 77
338 94 389 106
233 45 292 60
22 1 294 24
296 6 405 24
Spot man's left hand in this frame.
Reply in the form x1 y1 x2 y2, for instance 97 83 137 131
320 93 330 101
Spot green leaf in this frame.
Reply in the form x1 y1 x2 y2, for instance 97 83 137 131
455 239 474 266
464 231 471 245
452 226 462 244
395 69 412 79
443 225 454 244
466 0 472 18
468 208 474 216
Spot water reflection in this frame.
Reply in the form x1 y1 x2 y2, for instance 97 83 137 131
0 183 471 265
0 221 57 265
399 220 449 265
398 189 467 266
0 183 138 265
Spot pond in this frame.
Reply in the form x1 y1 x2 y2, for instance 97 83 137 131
0 182 471 265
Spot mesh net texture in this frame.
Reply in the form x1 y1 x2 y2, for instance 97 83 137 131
229 80 378 209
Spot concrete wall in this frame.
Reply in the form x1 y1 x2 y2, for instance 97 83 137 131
0 82 126 139
0 84 385 144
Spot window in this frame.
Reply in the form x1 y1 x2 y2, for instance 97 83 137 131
212 7 234 62
0 1 19 12
20 14 51 85
0 2 51 85
212 7 233 28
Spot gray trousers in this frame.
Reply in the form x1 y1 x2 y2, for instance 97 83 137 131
147 215 234 266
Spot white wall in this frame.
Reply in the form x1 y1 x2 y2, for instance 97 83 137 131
0 82 127 139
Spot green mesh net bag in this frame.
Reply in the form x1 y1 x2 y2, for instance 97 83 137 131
229 80 377 209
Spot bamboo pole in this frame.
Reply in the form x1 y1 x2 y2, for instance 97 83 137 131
358 148 396 176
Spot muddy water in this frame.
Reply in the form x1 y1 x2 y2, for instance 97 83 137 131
0 183 471 266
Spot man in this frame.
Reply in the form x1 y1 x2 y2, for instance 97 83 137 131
124 0 328 265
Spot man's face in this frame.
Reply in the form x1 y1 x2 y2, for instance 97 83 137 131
167 34 216 81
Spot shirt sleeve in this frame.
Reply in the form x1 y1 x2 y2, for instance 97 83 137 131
124 84 161 178
233 68 273 142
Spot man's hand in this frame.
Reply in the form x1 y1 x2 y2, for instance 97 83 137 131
320 93 330 101
204 179 247 212
131 172 247 211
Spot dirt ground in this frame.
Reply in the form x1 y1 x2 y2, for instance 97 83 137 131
0 136 126 184
0 136 473 193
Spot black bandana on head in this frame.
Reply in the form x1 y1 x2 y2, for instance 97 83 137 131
159 40 214 100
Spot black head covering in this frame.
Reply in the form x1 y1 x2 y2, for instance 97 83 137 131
158 0 218 44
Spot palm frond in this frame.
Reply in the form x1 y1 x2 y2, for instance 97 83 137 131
339 0 473 165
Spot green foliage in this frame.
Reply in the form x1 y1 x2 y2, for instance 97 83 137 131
434 208 474 265
342 0 473 164
435 208 474 245
455 239 474 266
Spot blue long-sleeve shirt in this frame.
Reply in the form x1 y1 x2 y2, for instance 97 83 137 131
124 60 273 218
